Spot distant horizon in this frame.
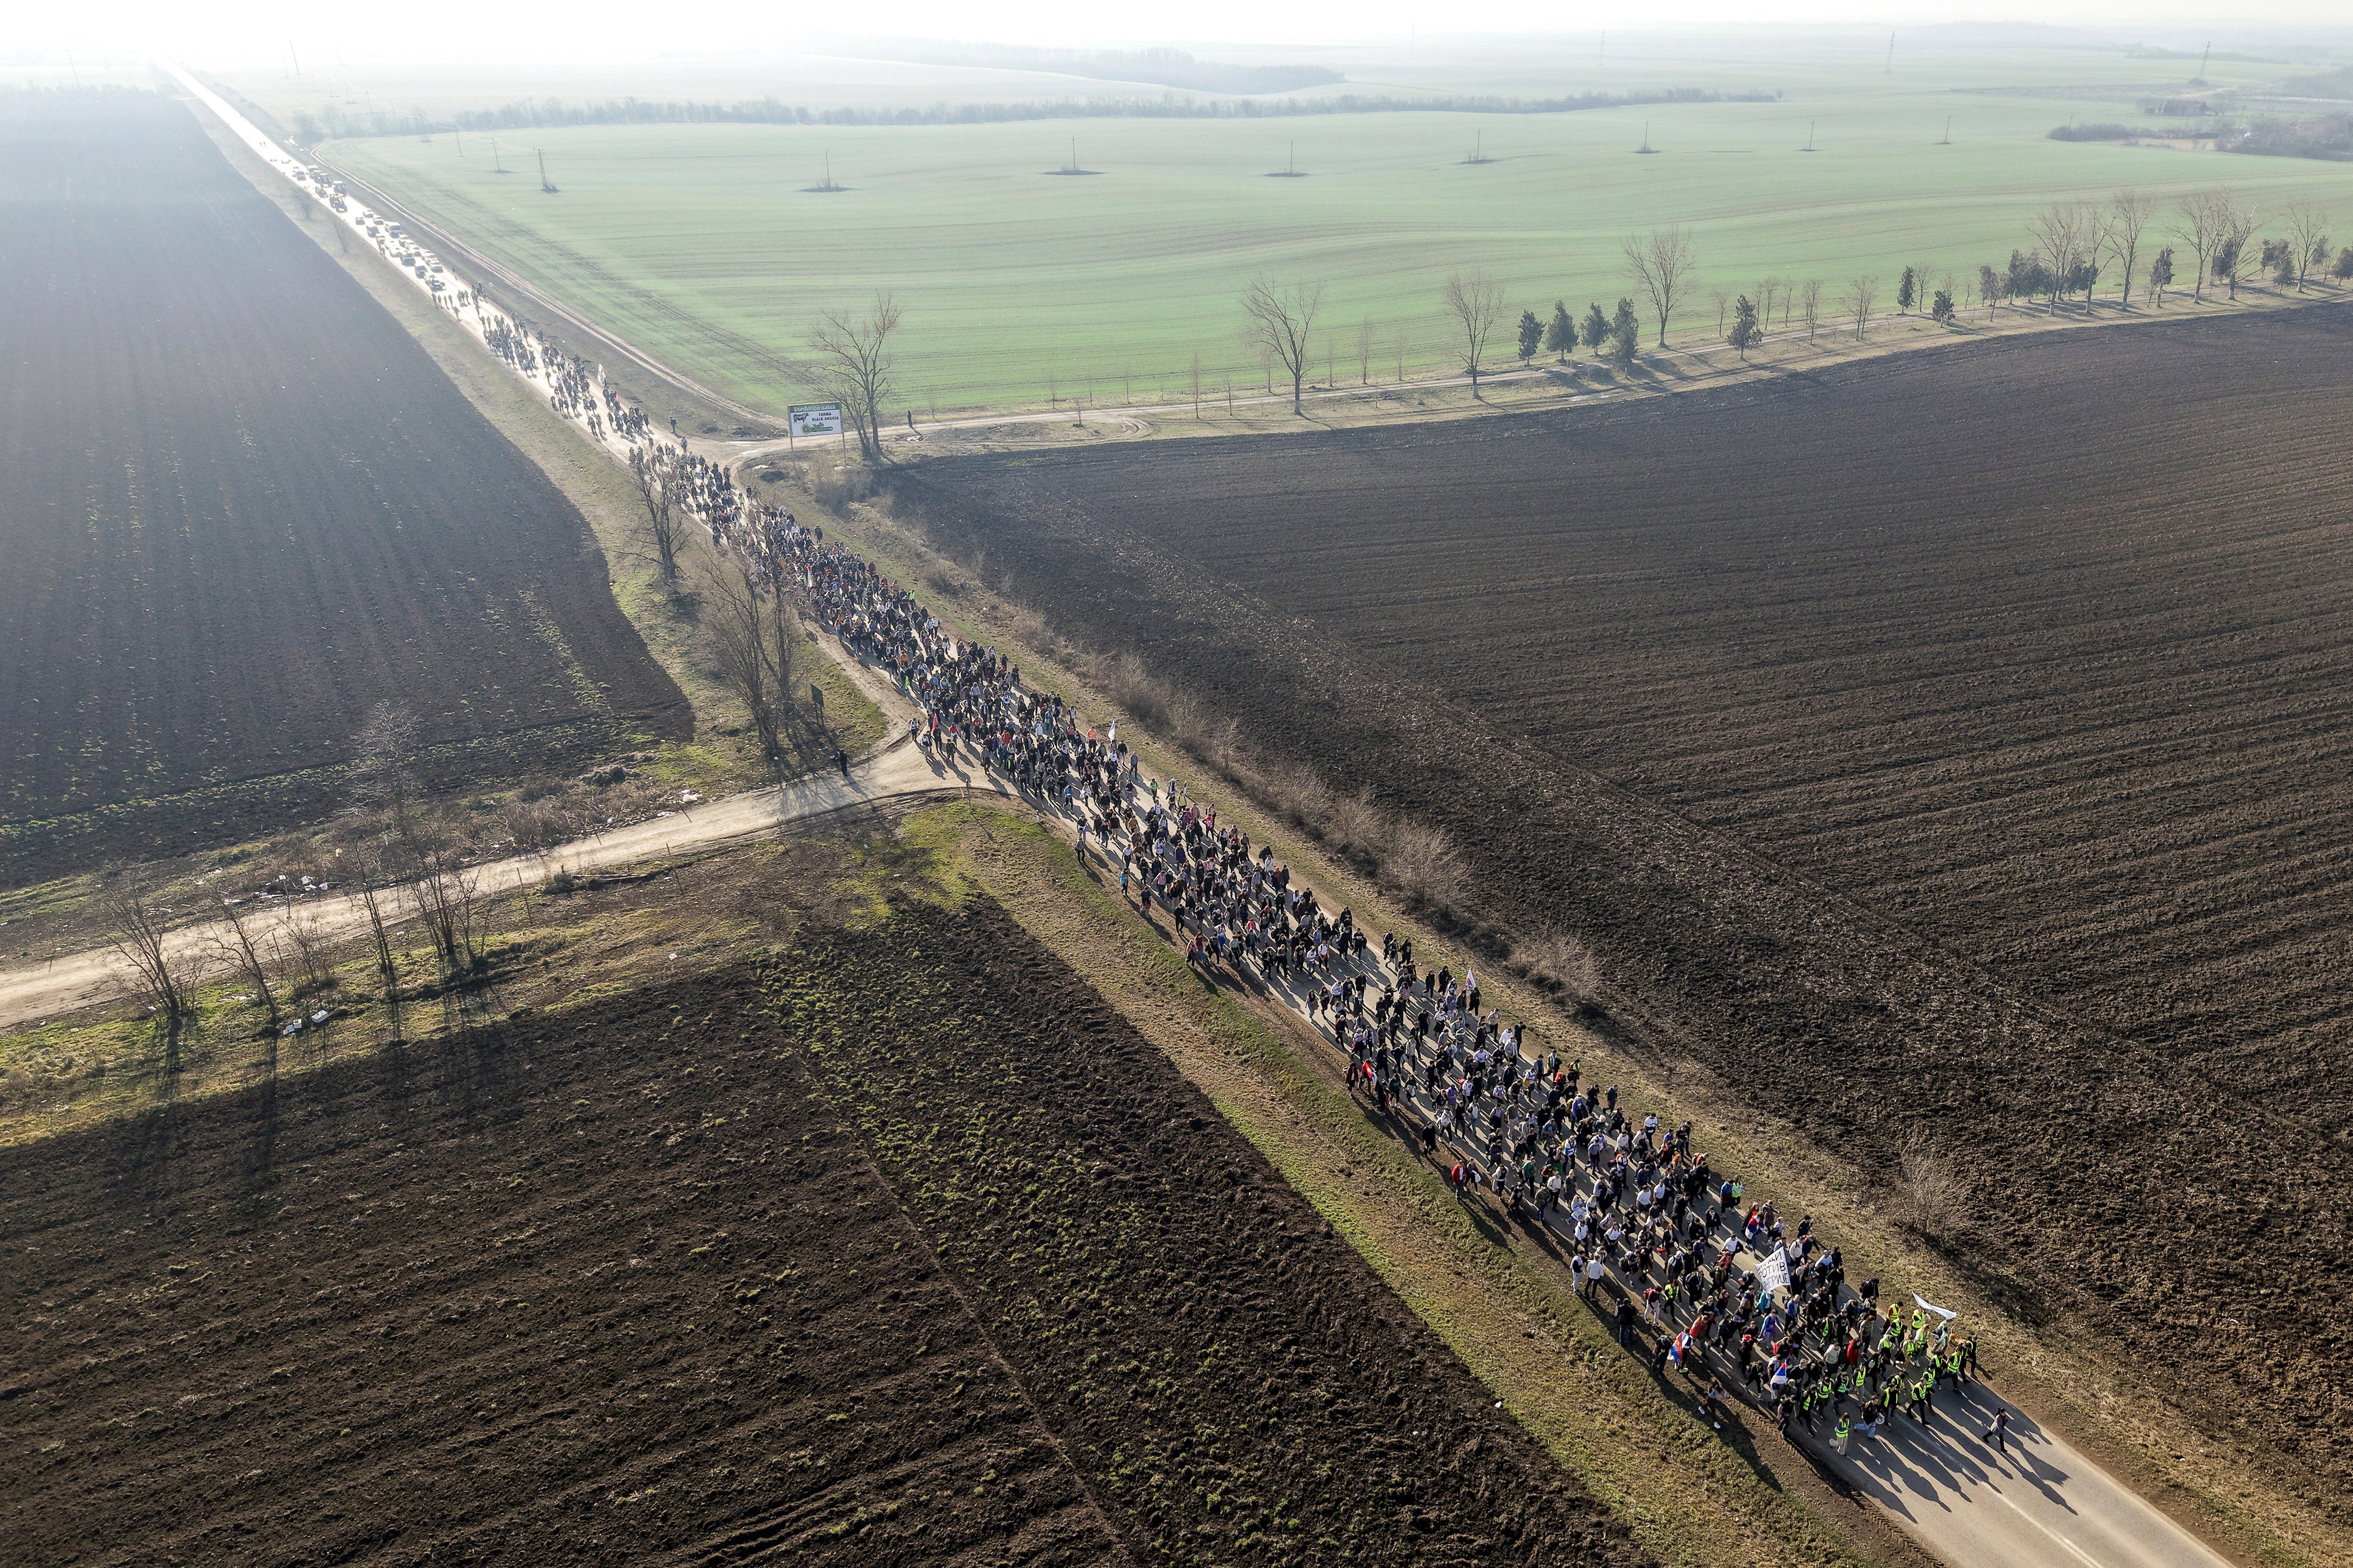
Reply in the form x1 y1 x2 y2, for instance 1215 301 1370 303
9 14 2353 71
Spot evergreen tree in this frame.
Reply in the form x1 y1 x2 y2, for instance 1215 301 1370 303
1545 300 1575 361
1517 309 1544 366
1727 293 1761 359
1608 298 1641 366
1897 266 1917 312
2006 249 2036 306
2211 234 2245 299
1929 287 1955 324
2149 246 2175 304
1581 302 1611 353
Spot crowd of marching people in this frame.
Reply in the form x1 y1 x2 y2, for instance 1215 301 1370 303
479 313 653 445
789 552 1999 1460
435 283 2010 1470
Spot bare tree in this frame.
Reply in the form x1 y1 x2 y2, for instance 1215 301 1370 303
1239 278 1325 413
1622 224 1698 347
2175 189 2231 302
2027 201 2089 310
2282 202 2329 293
97 867 196 1026
2212 195 2261 299
1440 270 1506 395
278 905 333 1000
701 564 776 756
807 291 902 462
699 562 805 759
394 820 488 978
2108 189 2156 307
355 848 403 1009
1845 275 1881 340
348 700 422 823
625 451 686 587
1799 278 1824 339
2079 206 2110 305
209 889 283 1030
1357 318 1373 385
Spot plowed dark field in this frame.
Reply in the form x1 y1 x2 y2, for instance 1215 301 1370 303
0 91 684 884
1 889 1638 1566
896 305 2353 1506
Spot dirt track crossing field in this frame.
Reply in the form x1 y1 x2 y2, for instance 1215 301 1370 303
892 305 2353 1513
0 885 1643 1567
0 91 685 885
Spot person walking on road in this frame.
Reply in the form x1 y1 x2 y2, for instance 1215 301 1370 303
1984 1407 2011 1454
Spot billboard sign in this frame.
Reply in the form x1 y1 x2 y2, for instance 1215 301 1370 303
788 402 844 438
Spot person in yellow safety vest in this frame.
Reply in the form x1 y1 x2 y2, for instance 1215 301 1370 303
1834 1413 1852 1455
1914 1370 1937 1422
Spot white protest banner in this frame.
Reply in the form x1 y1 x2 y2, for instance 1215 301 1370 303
1755 1246 1791 1297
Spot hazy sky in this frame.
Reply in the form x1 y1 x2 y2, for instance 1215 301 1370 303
18 1 2349 64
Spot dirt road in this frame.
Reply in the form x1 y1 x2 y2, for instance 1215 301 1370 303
0 719 982 1032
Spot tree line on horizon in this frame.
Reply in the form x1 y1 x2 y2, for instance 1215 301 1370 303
743 186 2345 438
287 85 1775 144
1232 188 2347 416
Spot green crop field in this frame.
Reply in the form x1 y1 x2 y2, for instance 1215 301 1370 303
231 31 2353 416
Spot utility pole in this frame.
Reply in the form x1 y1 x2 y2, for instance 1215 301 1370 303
1939 116 1952 145
538 149 555 194
1886 31 1897 74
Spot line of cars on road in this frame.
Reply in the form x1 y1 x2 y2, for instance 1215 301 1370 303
291 165 451 293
